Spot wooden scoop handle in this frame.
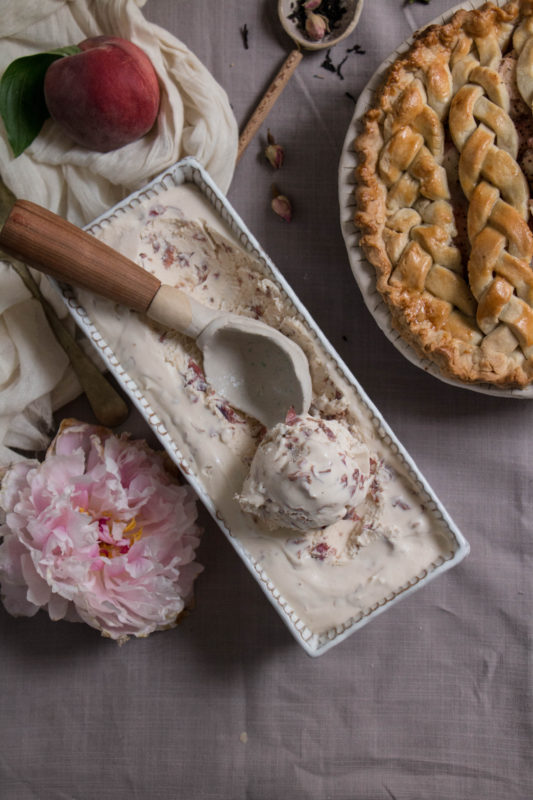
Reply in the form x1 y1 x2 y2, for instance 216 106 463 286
0 200 161 312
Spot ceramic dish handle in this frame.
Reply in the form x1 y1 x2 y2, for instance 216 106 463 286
0 200 162 313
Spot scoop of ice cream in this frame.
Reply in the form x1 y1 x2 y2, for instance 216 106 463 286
236 412 371 531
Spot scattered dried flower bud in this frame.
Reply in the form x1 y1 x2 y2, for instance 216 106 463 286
265 130 284 169
305 11 329 41
303 0 322 10
271 186 292 222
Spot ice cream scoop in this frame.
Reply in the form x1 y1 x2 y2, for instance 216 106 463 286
236 411 372 531
0 200 312 428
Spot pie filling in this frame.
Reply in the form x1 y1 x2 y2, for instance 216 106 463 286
355 0 533 387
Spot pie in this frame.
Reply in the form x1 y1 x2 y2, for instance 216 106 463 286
354 0 533 388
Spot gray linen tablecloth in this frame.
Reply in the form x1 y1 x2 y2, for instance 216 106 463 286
2 1 532 798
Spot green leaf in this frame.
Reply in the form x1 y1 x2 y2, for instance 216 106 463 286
0 46 82 157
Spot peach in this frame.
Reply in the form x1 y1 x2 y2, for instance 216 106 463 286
43 36 160 152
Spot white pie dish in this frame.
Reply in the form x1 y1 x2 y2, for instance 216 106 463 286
339 0 533 399
48 157 469 656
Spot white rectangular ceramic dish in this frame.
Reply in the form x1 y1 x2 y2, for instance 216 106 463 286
54 157 469 656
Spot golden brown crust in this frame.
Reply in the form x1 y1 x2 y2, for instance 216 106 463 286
354 0 533 388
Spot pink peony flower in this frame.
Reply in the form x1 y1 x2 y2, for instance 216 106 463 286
0 419 203 642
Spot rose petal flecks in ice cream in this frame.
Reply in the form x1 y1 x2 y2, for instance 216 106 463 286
74 181 459 638
236 410 372 531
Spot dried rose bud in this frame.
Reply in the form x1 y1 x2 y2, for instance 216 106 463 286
303 0 322 10
265 130 284 169
271 187 292 222
305 11 329 41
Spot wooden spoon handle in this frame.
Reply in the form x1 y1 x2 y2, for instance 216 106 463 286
237 48 303 161
0 200 161 312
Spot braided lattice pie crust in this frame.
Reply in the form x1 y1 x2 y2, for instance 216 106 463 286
355 0 533 387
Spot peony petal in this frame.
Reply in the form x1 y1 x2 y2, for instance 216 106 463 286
21 552 51 607
47 592 70 621
0 460 36 512
2 583 41 617
0 531 41 617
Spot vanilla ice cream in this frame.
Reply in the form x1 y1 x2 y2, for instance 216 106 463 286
74 179 460 639
237 412 372 531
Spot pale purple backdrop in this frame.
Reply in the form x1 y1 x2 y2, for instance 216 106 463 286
1 2 532 798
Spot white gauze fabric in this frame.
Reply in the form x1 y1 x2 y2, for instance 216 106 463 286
0 0 239 465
